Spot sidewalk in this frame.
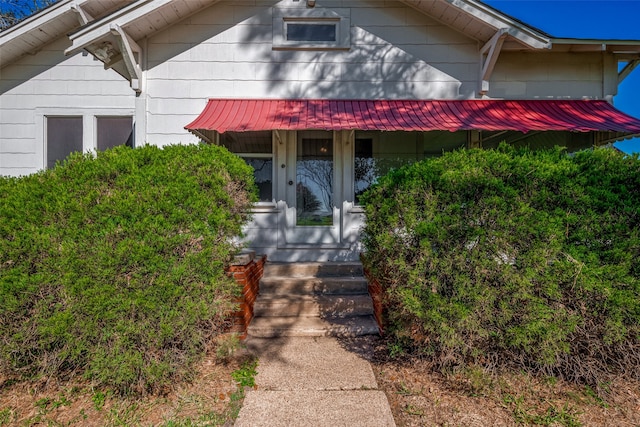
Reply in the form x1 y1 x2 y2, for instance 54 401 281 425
234 336 396 427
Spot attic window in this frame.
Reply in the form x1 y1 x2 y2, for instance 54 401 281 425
273 7 350 50
286 22 337 42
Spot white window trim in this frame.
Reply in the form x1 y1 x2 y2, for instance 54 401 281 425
272 7 350 50
36 108 134 171
236 152 277 209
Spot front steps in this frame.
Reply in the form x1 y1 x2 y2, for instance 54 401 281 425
248 262 379 338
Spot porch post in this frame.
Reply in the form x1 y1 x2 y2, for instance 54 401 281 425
467 130 482 149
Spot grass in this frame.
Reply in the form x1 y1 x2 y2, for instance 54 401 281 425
374 353 640 427
0 347 254 427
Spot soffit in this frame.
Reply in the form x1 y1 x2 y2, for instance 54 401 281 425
550 38 640 55
0 0 131 68
66 0 221 56
399 0 552 50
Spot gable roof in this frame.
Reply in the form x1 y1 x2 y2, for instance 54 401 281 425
62 0 554 62
2 0 639 79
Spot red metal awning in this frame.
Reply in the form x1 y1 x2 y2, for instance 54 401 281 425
185 99 640 134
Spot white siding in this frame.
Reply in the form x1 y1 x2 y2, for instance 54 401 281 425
490 52 614 99
142 0 616 146
0 37 134 176
143 0 479 146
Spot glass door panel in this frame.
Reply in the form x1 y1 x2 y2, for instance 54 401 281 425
296 133 333 226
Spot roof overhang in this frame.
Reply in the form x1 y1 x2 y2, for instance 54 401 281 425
0 0 132 68
185 99 640 140
3 0 640 95
550 38 640 54
400 0 552 50
64 0 221 87
549 38 640 85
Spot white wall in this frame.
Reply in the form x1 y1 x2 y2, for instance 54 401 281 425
490 51 616 99
143 0 479 146
0 37 134 177
142 0 616 147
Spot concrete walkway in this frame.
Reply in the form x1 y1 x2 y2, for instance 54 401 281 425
234 336 396 427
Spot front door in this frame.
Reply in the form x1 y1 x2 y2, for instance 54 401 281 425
280 130 343 246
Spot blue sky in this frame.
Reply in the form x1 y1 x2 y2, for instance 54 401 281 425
484 0 640 154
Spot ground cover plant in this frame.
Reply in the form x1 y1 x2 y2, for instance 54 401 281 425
0 342 255 426
0 144 256 395
361 145 640 387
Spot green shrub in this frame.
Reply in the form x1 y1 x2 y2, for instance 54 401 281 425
0 144 256 394
361 145 640 384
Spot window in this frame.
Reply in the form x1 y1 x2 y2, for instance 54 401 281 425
220 131 274 203
354 131 467 203
44 114 134 169
47 117 83 169
273 7 350 49
97 117 134 150
286 22 337 42
354 131 424 204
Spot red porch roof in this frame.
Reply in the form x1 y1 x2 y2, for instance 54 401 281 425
185 99 640 134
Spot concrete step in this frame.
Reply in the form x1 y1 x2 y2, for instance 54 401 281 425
253 294 374 318
247 315 379 338
259 276 368 295
263 262 363 278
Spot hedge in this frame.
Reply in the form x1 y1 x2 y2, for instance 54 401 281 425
0 144 256 394
361 145 640 385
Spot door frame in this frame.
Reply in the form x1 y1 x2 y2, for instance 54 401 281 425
276 130 355 249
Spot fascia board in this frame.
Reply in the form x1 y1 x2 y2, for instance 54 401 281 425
0 0 74 45
550 38 640 55
551 38 640 49
66 0 165 55
400 0 551 49
449 0 551 49
552 38 640 45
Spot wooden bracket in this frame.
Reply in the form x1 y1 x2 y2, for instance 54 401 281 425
110 24 142 93
618 58 640 84
479 28 509 96
70 1 94 25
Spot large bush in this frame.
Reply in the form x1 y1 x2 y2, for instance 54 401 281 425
0 144 256 394
361 145 640 384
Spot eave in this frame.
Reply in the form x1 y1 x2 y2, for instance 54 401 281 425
400 0 552 50
0 0 132 68
550 38 640 55
64 0 219 90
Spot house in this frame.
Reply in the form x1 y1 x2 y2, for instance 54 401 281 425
2 0 640 262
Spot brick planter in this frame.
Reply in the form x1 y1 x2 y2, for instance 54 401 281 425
227 250 267 339
361 254 385 335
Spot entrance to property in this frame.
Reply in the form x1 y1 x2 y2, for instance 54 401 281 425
281 130 345 248
217 125 601 261
219 128 466 261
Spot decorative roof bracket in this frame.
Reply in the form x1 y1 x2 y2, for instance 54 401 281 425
70 2 94 25
618 58 640 84
479 28 509 96
109 24 142 93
